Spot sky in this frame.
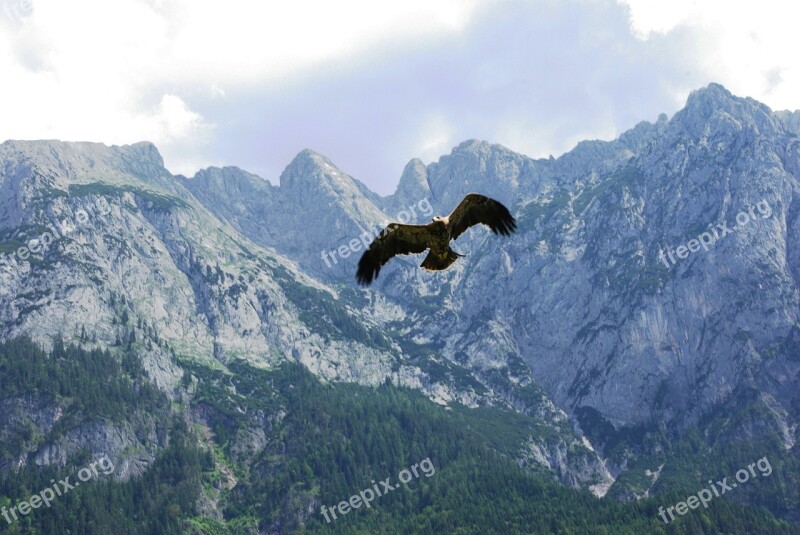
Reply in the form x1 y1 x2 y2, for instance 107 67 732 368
1 0 799 195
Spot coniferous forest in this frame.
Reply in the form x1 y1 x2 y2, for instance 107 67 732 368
1 338 797 534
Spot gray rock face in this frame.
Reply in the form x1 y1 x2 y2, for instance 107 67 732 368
1 136 594 486
0 395 164 480
1 83 798 493
381 88 798 507
335 83 800 435
776 109 800 137
382 158 432 215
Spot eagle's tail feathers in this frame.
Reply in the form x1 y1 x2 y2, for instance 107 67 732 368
420 248 461 271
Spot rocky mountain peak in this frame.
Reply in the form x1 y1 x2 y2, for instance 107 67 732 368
686 82 735 108
278 148 384 207
280 148 339 188
674 82 783 138
398 158 429 191
187 166 272 200
385 158 432 213
425 139 527 211
123 141 164 168
0 139 171 189
775 109 800 136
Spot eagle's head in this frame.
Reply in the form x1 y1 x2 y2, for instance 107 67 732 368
432 215 448 225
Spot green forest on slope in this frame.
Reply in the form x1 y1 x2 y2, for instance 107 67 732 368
0 338 797 534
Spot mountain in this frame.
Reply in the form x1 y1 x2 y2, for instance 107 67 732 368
0 83 799 533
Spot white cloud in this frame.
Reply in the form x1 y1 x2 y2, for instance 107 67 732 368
3 0 800 192
151 95 209 142
0 0 486 174
414 115 456 164
496 116 619 161
616 0 698 39
618 0 800 110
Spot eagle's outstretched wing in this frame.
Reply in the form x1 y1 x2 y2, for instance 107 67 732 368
356 223 433 285
447 193 517 240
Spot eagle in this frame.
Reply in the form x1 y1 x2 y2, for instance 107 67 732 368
356 193 516 285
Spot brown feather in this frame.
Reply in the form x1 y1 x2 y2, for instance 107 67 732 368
447 193 517 240
356 223 432 285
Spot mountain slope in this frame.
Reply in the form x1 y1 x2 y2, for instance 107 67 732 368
0 83 799 531
0 138 609 495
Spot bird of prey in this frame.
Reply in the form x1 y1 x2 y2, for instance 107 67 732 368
356 193 516 285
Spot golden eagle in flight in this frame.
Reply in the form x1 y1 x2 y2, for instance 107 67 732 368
356 193 516 285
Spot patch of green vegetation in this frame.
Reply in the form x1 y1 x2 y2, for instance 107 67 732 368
451 404 557 455
0 338 217 534
269 264 393 351
573 165 643 214
390 337 487 394
0 239 25 254
1 339 797 534
613 465 659 497
583 387 800 524
37 186 70 199
69 182 189 211
208 361 798 534
519 192 571 225
0 337 170 430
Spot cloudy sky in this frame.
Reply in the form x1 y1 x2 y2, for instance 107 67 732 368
1 0 798 194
